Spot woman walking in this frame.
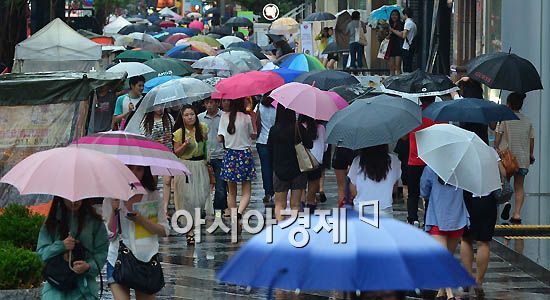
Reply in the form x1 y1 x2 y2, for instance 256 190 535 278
104 165 169 299
172 105 210 244
218 98 257 224
421 167 469 300
256 95 277 204
299 114 327 212
387 10 404 75
140 108 174 217
268 106 313 220
348 145 401 216
37 197 109 299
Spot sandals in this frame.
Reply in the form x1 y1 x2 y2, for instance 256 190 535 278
510 217 522 225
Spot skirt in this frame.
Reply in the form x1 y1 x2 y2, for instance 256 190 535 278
173 159 211 215
463 191 497 242
221 148 256 183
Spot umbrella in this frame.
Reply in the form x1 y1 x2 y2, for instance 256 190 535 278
368 5 403 27
172 50 209 62
466 52 543 93
207 33 222 39
382 69 459 97
276 53 326 72
266 68 305 83
217 35 244 48
165 44 191 56
159 20 176 28
115 50 159 63
216 50 262 73
329 84 375 103
147 13 161 24
188 35 222 48
423 98 520 123
187 12 202 19
188 20 205 31
177 17 193 25
115 32 169 53
204 7 219 15
159 7 182 20
0 147 145 201
266 33 285 43
322 41 348 54
220 47 267 60
270 82 339 121
209 26 233 37
144 75 182 93
218 211 475 292
164 33 189 44
180 40 217 55
325 91 349 109
191 56 240 74
165 27 200 36
73 131 190 176
295 70 360 91
326 95 422 149
416 124 501 196
143 58 194 78
269 17 299 34
227 41 262 52
201 76 224 87
211 71 285 99
224 16 253 27
304 12 336 21
137 78 214 112
118 23 160 35
107 62 156 77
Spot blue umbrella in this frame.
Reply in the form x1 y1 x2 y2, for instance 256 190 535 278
422 98 520 124
217 210 474 295
266 68 305 83
164 27 200 36
166 44 191 57
368 5 402 27
147 13 161 25
143 75 182 93
227 41 263 52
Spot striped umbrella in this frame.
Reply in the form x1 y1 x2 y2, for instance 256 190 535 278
72 131 191 176
276 53 326 72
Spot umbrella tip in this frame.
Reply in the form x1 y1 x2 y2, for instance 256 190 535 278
311 81 316 88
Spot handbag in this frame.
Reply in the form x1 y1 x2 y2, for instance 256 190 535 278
492 176 514 205
377 38 390 59
358 26 368 46
498 122 519 177
112 211 165 295
43 239 86 291
294 123 320 172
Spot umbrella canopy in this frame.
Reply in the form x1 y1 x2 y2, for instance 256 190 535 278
164 33 189 44
416 124 501 196
224 16 254 27
216 50 262 73
143 75 182 93
211 71 285 99
73 131 191 176
118 23 160 35
423 98 519 123
159 7 183 20
103 16 132 36
322 41 348 54
147 13 161 25
266 33 285 43
217 35 244 48
191 56 240 74
304 12 336 21
140 78 215 111
218 211 475 292
266 68 305 83
201 76 224 87
115 50 159 63
143 58 194 78
466 52 543 93
221 47 267 60
188 35 222 48
159 20 176 28
368 5 403 27
227 41 262 52
329 84 375 103
326 95 422 149
295 70 359 90
107 62 156 77
269 17 299 34
270 82 339 121
382 69 459 97
0 147 145 201
164 27 200 36
325 91 350 109
177 17 193 25
187 12 202 19
169 49 208 61
165 44 190 56
276 53 326 72
209 26 233 37
188 20 205 31
180 40 217 55
115 32 169 53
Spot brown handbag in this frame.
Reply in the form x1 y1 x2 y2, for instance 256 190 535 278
498 122 519 178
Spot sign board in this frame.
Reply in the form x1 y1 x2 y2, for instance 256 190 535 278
263 4 279 21
300 23 314 55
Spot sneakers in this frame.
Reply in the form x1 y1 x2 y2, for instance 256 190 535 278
317 192 327 203
501 202 511 220
262 195 272 203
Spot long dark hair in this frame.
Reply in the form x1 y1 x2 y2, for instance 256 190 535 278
138 165 157 191
298 114 318 141
227 98 246 135
358 145 391 182
458 79 483 98
389 10 403 30
44 196 102 239
141 109 172 135
260 94 274 107
173 104 204 142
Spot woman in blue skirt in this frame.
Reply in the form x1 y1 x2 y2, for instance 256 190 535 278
218 98 256 224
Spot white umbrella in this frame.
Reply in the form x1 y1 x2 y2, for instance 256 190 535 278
216 50 262 73
115 33 168 53
217 36 244 48
191 56 240 74
416 124 501 196
107 62 155 77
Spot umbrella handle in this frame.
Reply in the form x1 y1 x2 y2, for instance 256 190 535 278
266 268 288 300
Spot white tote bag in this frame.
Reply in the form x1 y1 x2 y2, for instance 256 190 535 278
377 38 390 59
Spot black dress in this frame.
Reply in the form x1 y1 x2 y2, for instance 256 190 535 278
388 22 404 57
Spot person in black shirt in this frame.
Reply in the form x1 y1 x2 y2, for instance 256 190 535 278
267 106 312 220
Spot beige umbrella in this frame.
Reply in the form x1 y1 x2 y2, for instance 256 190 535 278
269 17 299 34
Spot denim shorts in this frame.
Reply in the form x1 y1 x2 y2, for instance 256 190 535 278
106 262 115 285
517 168 529 176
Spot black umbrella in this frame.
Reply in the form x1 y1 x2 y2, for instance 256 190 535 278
382 69 458 97
169 50 208 61
322 42 348 55
227 41 263 53
304 12 336 21
326 95 422 150
219 47 267 60
422 98 519 124
329 84 376 103
467 52 543 93
295 70 360 91
225 16 253 27
210 26 233 37
118 24 161 35
204 7 220 15
266 33 285 43
177 17 193 25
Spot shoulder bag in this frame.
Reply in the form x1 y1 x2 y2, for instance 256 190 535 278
42 241 85 291
294 123 320 172
498 122 519 178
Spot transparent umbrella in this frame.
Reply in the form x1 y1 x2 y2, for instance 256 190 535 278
216 50 262 73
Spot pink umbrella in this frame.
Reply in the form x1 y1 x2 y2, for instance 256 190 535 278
211 71 285 100
0 147 145 201
325 91 350 110
160 20 176 28
189 20 205 31
72 131 191 176
165 33 189 44
270 82 339 121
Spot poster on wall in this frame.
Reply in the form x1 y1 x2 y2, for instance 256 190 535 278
300 22 314 55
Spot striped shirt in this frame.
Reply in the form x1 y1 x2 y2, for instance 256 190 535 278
140 115 174 151
496 111 534 169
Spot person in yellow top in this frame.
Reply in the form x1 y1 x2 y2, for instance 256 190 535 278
172 104 210 245
315 27 330 65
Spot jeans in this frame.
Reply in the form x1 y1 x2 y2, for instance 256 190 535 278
407 164 426 223
256 143 274 197
210 158 228 210
349 42 364 69
402 49 413 72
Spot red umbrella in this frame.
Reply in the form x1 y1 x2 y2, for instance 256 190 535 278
160 20 176 28
211 71 285 100
189 20 204 31
165 33 189 44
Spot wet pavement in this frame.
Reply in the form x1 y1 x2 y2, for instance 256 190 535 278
102 152 550 300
